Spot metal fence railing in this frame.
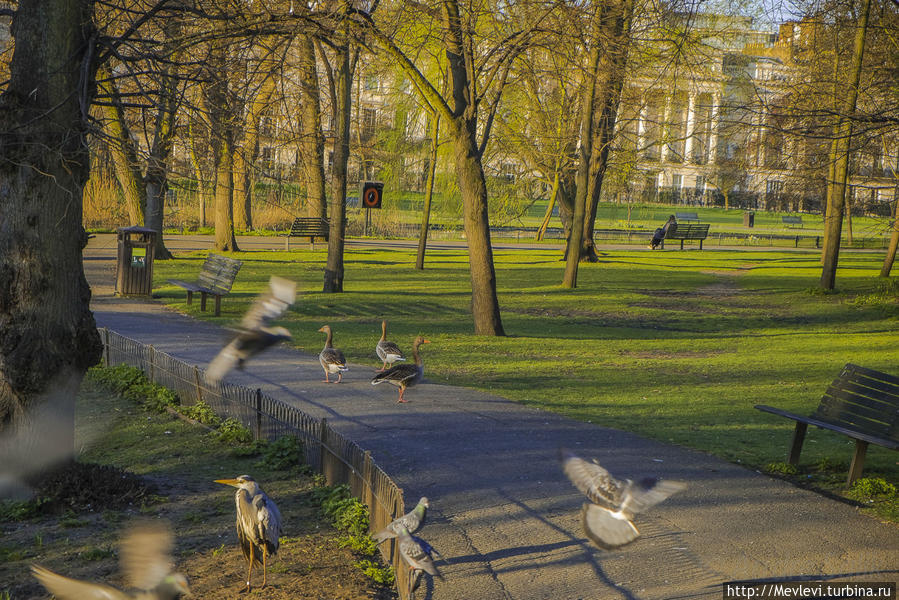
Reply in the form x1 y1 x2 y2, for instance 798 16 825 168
99 327 412 598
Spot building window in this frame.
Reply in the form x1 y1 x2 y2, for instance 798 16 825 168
261 147 275 175
364 74 379 92
362 107 376 139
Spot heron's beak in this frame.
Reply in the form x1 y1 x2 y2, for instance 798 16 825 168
214 478 241 487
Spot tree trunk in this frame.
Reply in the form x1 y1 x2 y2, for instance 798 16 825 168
563 6 603 288
581 0 634 263
537 170 560 242
234 76 276 232
97 65 145 226
821 0 871 290
416 112 439 270
298 32 327 220
0 0 102 442
880 198 899 277
188 119 209 228
449 117 505 335
214 132 239 252
323 19 351 293
144 48 179 260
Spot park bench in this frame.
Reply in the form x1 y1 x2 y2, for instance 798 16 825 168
755 363 899 485
782 215 804 228
660 223 710 249
167 254 242 317
675 211 700 223
284 217 330 249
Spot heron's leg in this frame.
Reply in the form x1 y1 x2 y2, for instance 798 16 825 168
245 543 255 592
397 387 408 403
261 550 268 588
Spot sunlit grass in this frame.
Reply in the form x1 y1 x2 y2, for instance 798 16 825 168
152 245 899 515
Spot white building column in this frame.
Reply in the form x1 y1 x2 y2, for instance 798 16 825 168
660 94 672 162
708 92 721 165
684 93 697 164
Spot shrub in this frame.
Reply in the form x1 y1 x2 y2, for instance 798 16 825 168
764 462 799 476
257 435 306 472
848 477 898 502
217 418 253 444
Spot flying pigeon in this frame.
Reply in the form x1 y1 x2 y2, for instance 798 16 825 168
372 497 429 544
561 450 686 549
397 525 443 597
31 520 191 599
206 276 297 384
1 375 102 501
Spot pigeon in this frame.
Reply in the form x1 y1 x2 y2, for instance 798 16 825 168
205 276 296 384
318 325 349 383
397 525 443 597
371 336 429 402
375 320 406 371
31 520 191 599
561 450 686 549
371 497 429 544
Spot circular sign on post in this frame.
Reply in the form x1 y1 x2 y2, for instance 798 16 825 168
360 181 383 209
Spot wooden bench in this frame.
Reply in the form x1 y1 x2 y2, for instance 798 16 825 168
782 215 804 228
675 211 699 223
755 363 899 485
284 217 329 249
660 223 710 249
167 254 242 317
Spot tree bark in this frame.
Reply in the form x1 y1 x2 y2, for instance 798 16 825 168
581 0 634 262
0 0 102 441
297 32 327 220
880 198 899 277
214 132 240 252
416 112 439 270
97 65 145 226
323 12 351 293
820 0 871 290
563 6 603 288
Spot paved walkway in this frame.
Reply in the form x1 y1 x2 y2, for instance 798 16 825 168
84 235 897 600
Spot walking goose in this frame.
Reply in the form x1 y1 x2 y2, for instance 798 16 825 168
318 325 349 383
375 320 406 372
371 336 429 402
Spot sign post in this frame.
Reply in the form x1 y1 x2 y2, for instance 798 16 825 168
360 181 384 237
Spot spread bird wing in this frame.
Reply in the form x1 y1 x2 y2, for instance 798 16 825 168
31 565 129 600
562 453 685 517
205 338 242 385
580 503 641 550
561 453 625 510
241 276 296 330
619 477 687 516
1 377 102 500
120 520 175 591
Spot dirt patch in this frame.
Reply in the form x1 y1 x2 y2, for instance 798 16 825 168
0 385 397 600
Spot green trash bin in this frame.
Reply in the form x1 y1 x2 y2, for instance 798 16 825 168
115 226 157 296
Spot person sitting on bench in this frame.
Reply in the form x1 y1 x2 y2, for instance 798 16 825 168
650 215 677 249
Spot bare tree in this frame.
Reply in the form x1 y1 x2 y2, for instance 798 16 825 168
356 1 552 334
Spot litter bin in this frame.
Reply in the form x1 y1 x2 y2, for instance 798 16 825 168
115 226 157 296
743 212 755 228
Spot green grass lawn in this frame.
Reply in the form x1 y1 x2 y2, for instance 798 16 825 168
151 244 899 518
